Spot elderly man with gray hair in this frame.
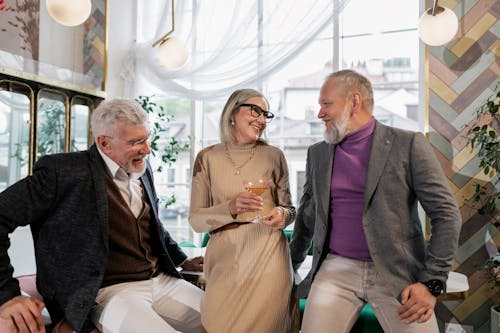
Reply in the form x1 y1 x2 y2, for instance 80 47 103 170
0 99 203 333
290 70 461 333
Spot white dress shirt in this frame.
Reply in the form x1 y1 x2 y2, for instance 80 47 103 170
97 147 144 218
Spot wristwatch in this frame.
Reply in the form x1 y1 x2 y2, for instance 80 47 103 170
422 279 443 297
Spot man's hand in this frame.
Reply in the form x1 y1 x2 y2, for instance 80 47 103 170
0 295 45 333
180 256 204 272
398 282 436 324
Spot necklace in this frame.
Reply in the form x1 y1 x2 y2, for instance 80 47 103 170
224 143 256 175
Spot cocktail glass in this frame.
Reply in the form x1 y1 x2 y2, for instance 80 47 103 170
243 178 270 223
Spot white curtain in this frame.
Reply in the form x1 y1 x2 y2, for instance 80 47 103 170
124 0 350 100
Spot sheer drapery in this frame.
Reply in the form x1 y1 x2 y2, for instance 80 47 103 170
124 0 350 100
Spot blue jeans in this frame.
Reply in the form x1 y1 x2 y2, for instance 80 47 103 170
301 254 438 333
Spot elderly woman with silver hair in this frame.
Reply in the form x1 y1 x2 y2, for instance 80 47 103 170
189 89 296 332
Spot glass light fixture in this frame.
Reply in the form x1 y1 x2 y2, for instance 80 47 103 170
418 0 458 46
153 0 188 69
46 0 92 27
155 37 188 69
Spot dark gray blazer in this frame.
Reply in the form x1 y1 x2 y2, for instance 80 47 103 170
289 121 461 299
0 145 187 332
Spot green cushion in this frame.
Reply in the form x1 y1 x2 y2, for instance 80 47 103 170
350 304 384 333
179 241 196 248
201 232 211 247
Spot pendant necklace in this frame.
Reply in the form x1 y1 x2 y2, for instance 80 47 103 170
224 143 256 175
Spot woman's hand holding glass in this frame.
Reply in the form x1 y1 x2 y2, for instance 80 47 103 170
229 191 263 218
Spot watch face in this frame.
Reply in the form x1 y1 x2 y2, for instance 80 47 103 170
425 280 443 296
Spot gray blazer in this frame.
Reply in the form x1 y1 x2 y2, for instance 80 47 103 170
0 145 187 332
289 121 461 299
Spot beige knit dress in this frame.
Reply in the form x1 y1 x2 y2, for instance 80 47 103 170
189 141 296 333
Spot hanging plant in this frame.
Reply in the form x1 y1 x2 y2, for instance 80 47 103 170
466 85 500 224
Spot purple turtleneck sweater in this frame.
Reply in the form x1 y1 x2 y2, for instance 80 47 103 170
329 117 376 261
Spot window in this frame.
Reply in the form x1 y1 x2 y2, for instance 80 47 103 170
70 97 93 152
167 168 175 187
0 89 31 191
36 90 68 160
140 0 419 243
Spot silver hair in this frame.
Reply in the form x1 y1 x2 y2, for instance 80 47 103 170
219 89 269 143
327 70 374 110
90 98 149 139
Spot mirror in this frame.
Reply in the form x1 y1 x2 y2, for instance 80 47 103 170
36 89 68 160
70 96 93 151
0 85 32 190
0 0 107 93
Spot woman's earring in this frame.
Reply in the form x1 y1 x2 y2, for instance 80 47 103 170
231 120 235 126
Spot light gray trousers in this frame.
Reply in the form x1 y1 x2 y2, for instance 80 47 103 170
301 254 438 333
90 273 204 333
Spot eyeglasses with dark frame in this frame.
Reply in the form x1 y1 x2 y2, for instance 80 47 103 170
237 103 274 123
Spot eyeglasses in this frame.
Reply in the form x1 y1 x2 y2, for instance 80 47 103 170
102 135 151 148
237 103 274 123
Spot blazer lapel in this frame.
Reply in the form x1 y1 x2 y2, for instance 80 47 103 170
316 142 334 226
364 122 394 210
89 145 109 250
140 167 158 220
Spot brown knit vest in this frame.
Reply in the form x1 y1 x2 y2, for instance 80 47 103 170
101 172 159 288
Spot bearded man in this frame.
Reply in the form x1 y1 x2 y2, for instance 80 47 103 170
0 99 204 333
289 70 461 333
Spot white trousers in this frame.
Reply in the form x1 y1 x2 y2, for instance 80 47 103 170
301 254 439 333
90 273 203 333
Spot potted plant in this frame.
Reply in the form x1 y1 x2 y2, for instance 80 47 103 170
466 86 500 333
466 87 500 225
478 252 500 332
136 95 189 207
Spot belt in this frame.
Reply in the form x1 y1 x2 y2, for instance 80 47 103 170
210 222 251 235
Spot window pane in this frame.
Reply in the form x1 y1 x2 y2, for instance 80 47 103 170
70 99 90 152
140 0 420 240
340 0 420 131
37 91 67 160
143 97 195 244
0 91 30 191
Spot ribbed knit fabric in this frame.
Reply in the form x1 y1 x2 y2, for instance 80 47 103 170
190 141 294 333
101 172 158 288
329 117 375 261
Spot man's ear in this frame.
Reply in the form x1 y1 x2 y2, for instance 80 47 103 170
96 135 110 151
351 92 362 112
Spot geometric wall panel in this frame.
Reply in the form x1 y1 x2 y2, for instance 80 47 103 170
427 0 500 330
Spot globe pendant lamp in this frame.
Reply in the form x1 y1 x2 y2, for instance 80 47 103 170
46 0 92 27
418 0 458 46
153 0 188 69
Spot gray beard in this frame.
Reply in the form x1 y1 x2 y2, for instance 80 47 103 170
323 109 349 144
323 126 344 144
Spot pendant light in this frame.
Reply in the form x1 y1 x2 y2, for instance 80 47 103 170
46 0 92 27
152 0 188 69
418 0 458 46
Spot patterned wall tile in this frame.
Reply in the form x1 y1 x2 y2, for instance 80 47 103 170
450 13 497 57
428 0 500 326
